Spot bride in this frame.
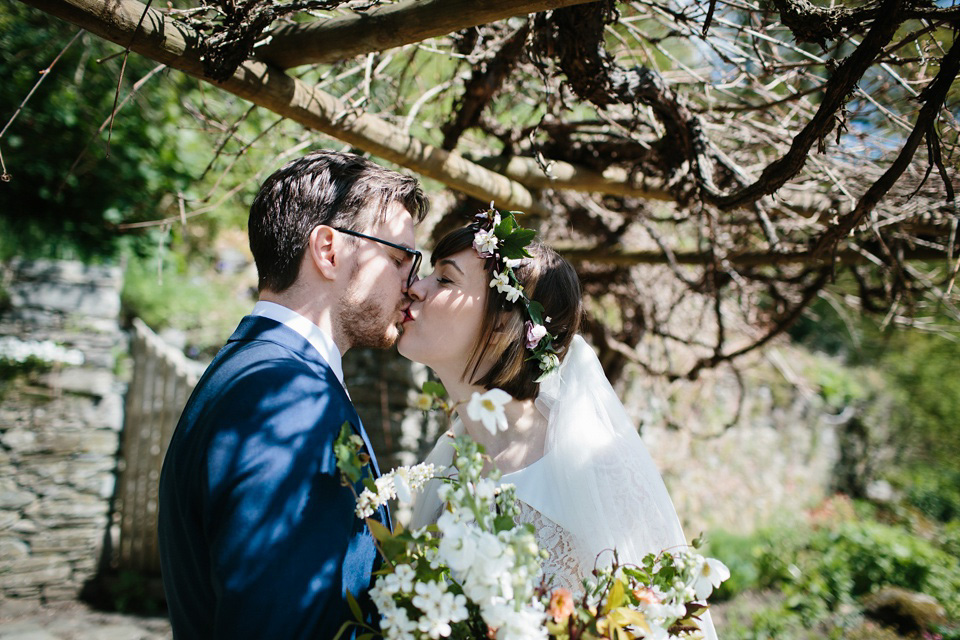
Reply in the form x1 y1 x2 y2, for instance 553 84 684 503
397 208 718 639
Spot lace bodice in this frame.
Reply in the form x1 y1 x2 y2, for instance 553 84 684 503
514 500 588 593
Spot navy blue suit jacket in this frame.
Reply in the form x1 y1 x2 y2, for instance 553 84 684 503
158 316 390 639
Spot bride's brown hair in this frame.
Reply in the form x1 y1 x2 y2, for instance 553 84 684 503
430 226 583 400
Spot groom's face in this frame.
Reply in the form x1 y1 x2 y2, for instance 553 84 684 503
337 201 417 350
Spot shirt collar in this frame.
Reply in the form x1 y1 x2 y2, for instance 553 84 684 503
251 301 346 391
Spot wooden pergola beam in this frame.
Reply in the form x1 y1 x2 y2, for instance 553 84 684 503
555 244 947 267
19 0 550 216
474 156 674 200
257 0 595 69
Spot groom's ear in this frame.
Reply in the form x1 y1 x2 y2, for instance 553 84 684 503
308 225 339 281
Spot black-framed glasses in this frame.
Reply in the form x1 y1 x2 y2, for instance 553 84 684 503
334 227 422 288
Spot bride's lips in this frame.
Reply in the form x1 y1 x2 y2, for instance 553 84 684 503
401 306 414 324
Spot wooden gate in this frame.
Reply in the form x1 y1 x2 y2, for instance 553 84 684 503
116 318 204 573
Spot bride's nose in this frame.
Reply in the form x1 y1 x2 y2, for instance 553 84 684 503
406 274 426 301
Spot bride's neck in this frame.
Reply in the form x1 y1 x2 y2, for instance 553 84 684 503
441 376 546 473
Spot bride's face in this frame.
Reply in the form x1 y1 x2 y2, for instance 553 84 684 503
398 248 490 376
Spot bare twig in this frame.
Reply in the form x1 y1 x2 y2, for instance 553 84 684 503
0 29 84 181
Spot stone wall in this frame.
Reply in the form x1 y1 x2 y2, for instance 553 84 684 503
621 350 843 536
0 260 125 604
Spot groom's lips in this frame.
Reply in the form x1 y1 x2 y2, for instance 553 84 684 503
401 307 414 324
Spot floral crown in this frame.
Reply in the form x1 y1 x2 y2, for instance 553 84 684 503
471 204 560 382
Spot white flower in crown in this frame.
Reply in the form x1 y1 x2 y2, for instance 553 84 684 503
503 284 523 303
466 388 511 435
490 270 510 292
474 227 500 258
539 352 560 372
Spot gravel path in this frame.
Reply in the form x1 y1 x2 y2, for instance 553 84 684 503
0 600 171 640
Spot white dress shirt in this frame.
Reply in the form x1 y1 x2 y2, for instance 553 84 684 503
251 301 348 394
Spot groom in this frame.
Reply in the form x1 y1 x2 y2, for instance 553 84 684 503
158 150 427 639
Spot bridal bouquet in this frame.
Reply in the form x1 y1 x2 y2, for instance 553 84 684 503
333 392 729 640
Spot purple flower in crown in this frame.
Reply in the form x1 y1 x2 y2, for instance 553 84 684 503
525 320 547 349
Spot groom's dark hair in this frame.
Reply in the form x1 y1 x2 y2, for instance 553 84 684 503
431 226 583 400
249 150 428 293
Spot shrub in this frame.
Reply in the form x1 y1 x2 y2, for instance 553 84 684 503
785 521 960 620
897 467 960 524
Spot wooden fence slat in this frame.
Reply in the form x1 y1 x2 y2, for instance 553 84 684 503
116 319 204 574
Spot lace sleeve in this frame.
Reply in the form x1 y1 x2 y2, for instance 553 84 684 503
514 501 589 594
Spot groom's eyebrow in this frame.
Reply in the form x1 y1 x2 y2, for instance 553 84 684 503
437 259 464 275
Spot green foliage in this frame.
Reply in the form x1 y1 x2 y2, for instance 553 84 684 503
0 355 52 382
334 421 371 486
0 3 205 260
0 282 9 314
704 530 772 602
801 522 959 615
711 508 960 638
790 297 960 470
106 570 164 615
892 466 960 525
422 380 447 398
120 246 252 358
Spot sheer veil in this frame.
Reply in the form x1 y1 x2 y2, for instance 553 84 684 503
531 334 687 567
528 335 719 639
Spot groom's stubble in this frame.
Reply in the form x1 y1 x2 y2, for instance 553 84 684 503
337 260 404 350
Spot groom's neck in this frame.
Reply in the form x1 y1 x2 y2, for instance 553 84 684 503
258 287 343 353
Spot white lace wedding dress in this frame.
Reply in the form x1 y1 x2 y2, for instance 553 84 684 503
410 336 718 639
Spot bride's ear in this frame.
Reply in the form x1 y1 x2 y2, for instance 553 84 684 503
491 310 511 334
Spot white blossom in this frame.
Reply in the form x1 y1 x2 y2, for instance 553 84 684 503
490 271 510 292
437 514 478 573
466 389 511 435
0 337 84 366
413 393 433 411
538 353 559 374
692 556 730 601
355 462 438 518
474 228 500 257
381 605 418 640
503 285 523 303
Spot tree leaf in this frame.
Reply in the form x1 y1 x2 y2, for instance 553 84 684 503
334 421 367 484
499 228 536 259
602 579 626 615
527 300 545 325
366 517 393 542
422 380 447 397
494 514 515 532
346 589 363 622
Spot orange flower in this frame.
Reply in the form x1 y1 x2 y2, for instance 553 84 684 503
548 588 575 622
632 587 661 606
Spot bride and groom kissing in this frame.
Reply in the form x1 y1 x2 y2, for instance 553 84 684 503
157 150 717 639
